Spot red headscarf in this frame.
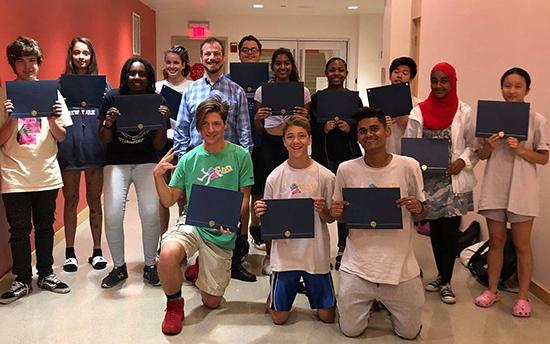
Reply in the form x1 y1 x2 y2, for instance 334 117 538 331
419 62 459 130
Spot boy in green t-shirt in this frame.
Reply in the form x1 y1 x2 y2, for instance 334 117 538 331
154 96 253 335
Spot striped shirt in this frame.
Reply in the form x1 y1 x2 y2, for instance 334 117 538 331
173 75 252 156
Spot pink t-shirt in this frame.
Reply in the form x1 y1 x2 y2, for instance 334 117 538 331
333 155 425 285
264 160 334 274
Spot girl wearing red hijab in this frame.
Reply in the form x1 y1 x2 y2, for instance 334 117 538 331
404 62 478 304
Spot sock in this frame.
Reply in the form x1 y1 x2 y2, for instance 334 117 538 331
166 291 182 300
65 247 76 259
92 248 103 257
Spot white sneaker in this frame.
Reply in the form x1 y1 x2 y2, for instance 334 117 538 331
262 256 272 275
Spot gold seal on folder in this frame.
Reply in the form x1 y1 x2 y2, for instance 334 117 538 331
81 101 87 107
421 164 428 171
370 221 377 229
281 108 287 115
31 110 38 117
498 131 505 138
137 123 144 130
283 230 291 238
208 220 216 227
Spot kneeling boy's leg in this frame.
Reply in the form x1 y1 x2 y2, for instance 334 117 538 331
195 238 232 307
337 271 375 337
379 276 424 340
303 272 336 323
159 224 198 295
270 271 301 325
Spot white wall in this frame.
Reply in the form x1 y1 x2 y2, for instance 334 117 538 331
357 14 384 101
154 11 383 96
419 0 550 291
381 0 413 83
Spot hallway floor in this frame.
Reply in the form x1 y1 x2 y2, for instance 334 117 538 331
1 187 549 343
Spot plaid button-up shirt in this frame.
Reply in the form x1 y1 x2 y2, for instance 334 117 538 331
173 75 252 157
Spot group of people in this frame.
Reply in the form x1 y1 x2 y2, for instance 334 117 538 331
0 33 547 340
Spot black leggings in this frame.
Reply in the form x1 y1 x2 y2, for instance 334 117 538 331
262 132 288 177
428 216 461 285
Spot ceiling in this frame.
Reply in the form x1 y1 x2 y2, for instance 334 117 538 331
140 0 385 15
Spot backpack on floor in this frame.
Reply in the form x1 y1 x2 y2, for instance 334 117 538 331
467 230 517 287
455 221 481 257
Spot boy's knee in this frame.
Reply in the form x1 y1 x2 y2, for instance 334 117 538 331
271 310 289 325
394 324 422 340
339 319 367 338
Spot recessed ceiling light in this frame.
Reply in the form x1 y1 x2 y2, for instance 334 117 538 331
348 5 359 10
253 4 264 8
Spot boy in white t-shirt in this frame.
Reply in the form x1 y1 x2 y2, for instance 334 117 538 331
0 36 73 305
254 115 336 325
330 107 425 339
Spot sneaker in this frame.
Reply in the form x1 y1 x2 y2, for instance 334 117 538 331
250 225 265 250
144 265 161 286
37 274 71 294
101 264 128 288
425 276 443 292
440 284 456 304
184 259 199 283
0 281 32 304
162 298 185 335
261 256 272 275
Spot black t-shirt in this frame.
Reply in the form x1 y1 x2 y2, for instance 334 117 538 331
99 88 162 165
309 89 362 168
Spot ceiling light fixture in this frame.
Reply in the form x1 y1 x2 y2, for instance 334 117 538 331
348 5 359 10
253 4 264 8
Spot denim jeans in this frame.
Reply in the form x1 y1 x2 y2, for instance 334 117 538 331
3 189 59 284
103 164 160 267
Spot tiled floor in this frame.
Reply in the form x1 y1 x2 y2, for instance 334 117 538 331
1 187 549 343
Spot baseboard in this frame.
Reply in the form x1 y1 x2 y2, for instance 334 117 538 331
0 207 90 291
530 280 550 306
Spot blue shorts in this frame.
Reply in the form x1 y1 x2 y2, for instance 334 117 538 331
270 270 336 312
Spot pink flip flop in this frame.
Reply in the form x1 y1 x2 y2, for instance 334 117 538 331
512 298 531 317
474 290 500 308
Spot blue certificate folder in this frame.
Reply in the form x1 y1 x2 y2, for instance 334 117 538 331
261 81 304 116
366 83 413 117
114 94 164 132
343 187 403 230
185 184 244 233
59 74 106 108
260 198 315 240
475 100 530 140
401 138 450 173
160 85 182 120
230 63 269 93
6 80 58 118
316 89 361 123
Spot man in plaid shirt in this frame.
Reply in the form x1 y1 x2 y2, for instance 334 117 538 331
173 37 255 283
174 37 252 156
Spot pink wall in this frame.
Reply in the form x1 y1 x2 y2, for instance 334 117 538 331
419 0 550 290
0 0 156 278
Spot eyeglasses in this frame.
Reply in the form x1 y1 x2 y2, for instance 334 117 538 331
240 47 259 54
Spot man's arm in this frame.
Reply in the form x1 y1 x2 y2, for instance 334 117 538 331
236 89 253 152
173 92 192 157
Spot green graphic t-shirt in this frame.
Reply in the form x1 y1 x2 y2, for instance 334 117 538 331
169 142 254 250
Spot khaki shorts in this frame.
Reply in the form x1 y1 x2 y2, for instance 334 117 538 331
479 209 533 224
161 223 232 297
337 271 424 339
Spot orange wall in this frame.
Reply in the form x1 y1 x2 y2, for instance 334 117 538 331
0 0 156 278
